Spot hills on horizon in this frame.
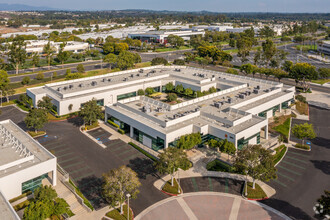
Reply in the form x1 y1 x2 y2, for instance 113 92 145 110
0 3 57 11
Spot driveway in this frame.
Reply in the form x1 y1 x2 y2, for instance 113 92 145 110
262 106 330 219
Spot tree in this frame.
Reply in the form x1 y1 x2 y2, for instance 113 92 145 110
37 96 53 112
167 93 177 102
289 63 318 92
57 42 71 68
184 88 193 96
262 39 277 66
318 68 330 79
315 190 330 218
175 84 184 94
233 145 277 189
292 123 316 145
114 43 129 54
208 86 217 93
145 87 155 95
259 26 275 38
137 89 145 96
31 52 40 72
155 147 190 186
273 69 288 82
167 35 184 48
79 99 103 125
102 166 141 214
0 70 13 102
8 36 27 74
165 82 174 92
151 57 168 66
176 133 202 150
36 73 44 80
117 51 136 70
240 63 256 76
76 64 85 73
236 37 252 63
24 108 48 132
282 60 293 72
43 41 56 70
103 53 117 70
173 59 185 65
254 48 262 66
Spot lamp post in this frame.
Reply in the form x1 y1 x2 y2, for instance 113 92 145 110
126 193 131 220
245 170 248 197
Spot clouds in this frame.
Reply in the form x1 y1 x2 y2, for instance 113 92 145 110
2 0 330 12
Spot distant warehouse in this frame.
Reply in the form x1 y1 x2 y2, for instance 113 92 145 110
27 66 294 151
128 30 205 43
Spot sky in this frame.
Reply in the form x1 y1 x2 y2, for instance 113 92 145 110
2 0 330 13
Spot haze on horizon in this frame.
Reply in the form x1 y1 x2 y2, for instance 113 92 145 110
1 0 330 13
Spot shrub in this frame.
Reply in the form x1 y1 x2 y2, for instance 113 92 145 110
273 145 287 164
21 76 30 85
137 89 145 95
226 68 239 75
53 71 57 77
77 64 85 73
295 94 307 103
66 69 71 75
118 128 125 134
294 144 310 150
36 73 44 80
208 86 217 93
151 57 168 66
173 59 185 65
145 87 155 95
107 120 119 128
128 142 157 161
167 93 177 102
206 159 234 173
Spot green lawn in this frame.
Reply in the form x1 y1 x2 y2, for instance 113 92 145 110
162 178 181 195
106 205 133 220
274 118 291 138
311 79 330 85
273 145 287 165
155 46 191 52
295 44 317 52
28 131 46 137
243 182 268 199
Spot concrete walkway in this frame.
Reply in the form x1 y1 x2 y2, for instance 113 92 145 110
135 192 290 220
154 158 276 198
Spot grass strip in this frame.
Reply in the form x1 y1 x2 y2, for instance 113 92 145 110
243 182 267 199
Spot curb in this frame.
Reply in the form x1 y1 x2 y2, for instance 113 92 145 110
274 146 288 167
161 190 179 197
29 132 47 139
49 115 78 122
241 182 269 201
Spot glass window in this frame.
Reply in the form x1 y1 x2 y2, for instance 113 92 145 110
117 92 137 101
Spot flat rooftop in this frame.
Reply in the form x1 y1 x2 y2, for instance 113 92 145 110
0 120 55 178
0 190 19 220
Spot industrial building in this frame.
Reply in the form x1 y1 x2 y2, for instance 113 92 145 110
0 120 57 219
27 66 294 151
24 40 89 54
318 40 330 55
128 30 205 43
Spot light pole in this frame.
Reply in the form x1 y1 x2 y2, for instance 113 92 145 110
245 170 248 197
126 193 131 220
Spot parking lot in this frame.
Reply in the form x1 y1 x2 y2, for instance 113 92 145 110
180 177 243 196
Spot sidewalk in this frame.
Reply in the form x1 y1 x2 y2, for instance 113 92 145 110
153 158 276 198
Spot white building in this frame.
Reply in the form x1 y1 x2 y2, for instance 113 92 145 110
318 40 330 55
128 30 205 43
24 40 89 54
0 119 57 219
27 66 294 151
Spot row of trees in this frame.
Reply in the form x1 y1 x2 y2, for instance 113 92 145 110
103 51 141 70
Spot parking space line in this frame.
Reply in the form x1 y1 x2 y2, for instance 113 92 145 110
57 152 74 158
191 178 199 192
69 166 91 174
62 161 84 169
74 171 95 181
46 144 66 150
225 178 229 193
123 152 141 161
286 155 309 164
59 156 79 164
208 177 213 191
117 148 135 156
273 179 288 188
42 141 64 147
287 151 310 158
277 172 295 181
50 147 70 154
277 165 302 176
282 160 306 169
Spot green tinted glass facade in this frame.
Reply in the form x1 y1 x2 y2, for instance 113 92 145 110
133 128 164 151
117 91 137 101
237 133 260 150
22 174 48 193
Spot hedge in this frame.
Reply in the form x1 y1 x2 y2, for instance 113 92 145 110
9 191 32 203
107 120 120 128
128 142 157 161
206 159 234 173
295 144 310 150
273 145 287 165
69 179 94 211
118 129 125 134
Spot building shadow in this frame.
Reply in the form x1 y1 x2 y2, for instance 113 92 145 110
310 160 330 175
261 198 312 220
67 116 84 127
76 175 107 210
127 157 160 180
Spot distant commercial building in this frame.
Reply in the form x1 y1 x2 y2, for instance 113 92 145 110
191 25 233 32
24 40 89 54
128 30 205 43
318 40 330 55
0 119 57 219
27 66 294 151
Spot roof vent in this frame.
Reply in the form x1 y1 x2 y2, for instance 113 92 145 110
91 81 97 86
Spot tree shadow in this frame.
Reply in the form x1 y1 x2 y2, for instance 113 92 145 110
127 157 160 180
76 175 107 210
67 116 84 127
261 198 312 220
310 160 330 175
311 136 330 149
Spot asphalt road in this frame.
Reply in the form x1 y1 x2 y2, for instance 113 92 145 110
262 106 330 219
9 61 110 83
138 50 190 62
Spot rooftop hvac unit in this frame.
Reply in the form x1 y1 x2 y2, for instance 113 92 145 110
150 70 156 73
63 86 68 90
108 78 112 82
253 89 259 94
124 77 128 81
102 78 106 82
139 69 144 73
57 87 62 91
228 98 232 103
69 85 74 89
256 85 260 89
79 83 84 87
239 94 245 99
136 74 140 77
130 74 134 77
264 89 269 92
215 102 222 108
91 81 97 86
